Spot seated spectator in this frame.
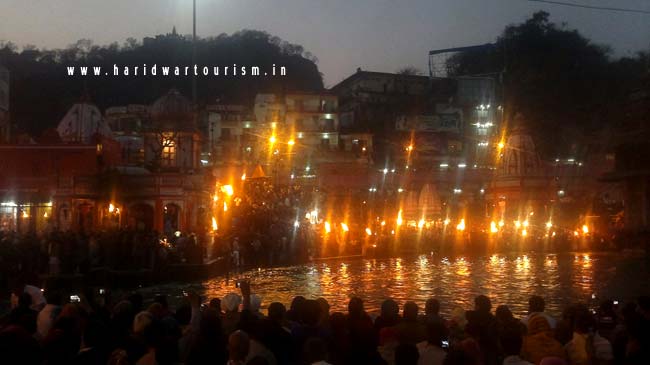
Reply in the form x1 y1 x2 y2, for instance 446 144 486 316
417 321 448 365
394 301 427 345
500 328 533 365
522 296 556 330
521 315 566 364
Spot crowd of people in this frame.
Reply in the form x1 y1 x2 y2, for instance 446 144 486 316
2 279 650 365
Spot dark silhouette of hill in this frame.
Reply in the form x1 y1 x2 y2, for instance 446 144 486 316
0 29 324 135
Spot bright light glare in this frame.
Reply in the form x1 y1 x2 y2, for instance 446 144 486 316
490 221 498 233
221 185 234 196
211 217 218 231
365 227 372 236
582 225 589 234
396 210 403 226
456 219 466 231
341 223 349 232
324 221 331 233
418 219 425 229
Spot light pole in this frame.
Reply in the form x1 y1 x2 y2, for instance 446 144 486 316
192 0 197 105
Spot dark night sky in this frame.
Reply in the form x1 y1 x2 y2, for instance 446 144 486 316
1 0 648 86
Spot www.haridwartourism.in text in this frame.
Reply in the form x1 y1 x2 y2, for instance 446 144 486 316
67 64 287 77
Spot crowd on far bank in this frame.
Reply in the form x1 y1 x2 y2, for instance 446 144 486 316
2 278 650 365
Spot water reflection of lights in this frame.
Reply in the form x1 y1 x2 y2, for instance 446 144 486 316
192 253 630 318
455 257 470 276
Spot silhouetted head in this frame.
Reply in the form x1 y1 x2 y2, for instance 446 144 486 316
302 300 322 326
348 297 364 317
209 298 221 311
425 298 440 315
267 302 286 322
403 301 419 321
381 299 400 318
228 330 250 361
475 295 491 313
496 305 514 322
529 295 545 313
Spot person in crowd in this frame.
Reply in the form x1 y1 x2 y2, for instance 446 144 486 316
346 297 382 363
417 321 448 365
378 327 400 365
222 292 243 336
595 300 617 342
260 302 293 364
496 305 526 338
37 291 63 340
4 292 39 334
394 301 427 345
500 328 534 365
564 309 613 365
521 315 566 364
422 298 446 327
466 295 499 365
375 299 401 338
185 307 227 364
303 337 332 365
228 330 250 365
522 296 556 330
448 306 468 346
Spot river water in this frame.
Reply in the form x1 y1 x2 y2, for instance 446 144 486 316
143 251 650 318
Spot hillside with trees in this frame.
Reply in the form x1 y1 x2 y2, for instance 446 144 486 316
446 11 649 158
0 29 324 135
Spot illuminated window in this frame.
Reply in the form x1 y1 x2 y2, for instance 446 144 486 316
162 135 176 167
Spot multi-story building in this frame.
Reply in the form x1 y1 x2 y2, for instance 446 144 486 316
205 104 256 166
0 90 211 236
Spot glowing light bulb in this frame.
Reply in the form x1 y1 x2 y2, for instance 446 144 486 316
490 221 498 233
